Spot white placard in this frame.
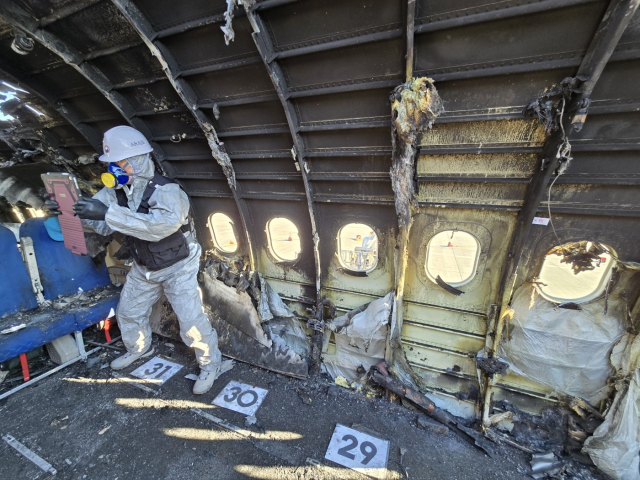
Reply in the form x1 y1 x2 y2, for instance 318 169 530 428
212 380 268 416
325 424 390 478
532 217 550 225
130 356 183 385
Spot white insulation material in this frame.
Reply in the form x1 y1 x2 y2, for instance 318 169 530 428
583 370 640 480
499 286 625 405
322 292 394 382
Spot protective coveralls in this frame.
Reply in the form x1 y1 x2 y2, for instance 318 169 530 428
82 153 221 374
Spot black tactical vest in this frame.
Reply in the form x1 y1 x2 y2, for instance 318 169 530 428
115 172 190 271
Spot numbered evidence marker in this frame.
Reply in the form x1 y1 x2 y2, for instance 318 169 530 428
212 380 268 416
130 356 183 385
325 424 390 478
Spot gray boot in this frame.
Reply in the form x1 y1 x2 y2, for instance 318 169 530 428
110 347 154 370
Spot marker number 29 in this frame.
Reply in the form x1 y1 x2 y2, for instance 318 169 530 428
337 434 378 465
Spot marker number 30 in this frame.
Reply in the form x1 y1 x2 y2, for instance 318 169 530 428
337 434 378 465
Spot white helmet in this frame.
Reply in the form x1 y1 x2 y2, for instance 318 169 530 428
98 125 153 163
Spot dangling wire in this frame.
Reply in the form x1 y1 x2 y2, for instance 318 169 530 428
547 98 572 247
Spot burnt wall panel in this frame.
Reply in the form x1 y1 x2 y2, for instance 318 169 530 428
317 202 396 308
244 198 315 286
313 180 394 199
189 195 246 256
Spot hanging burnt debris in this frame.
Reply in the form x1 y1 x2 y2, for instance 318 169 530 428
523 77 583 135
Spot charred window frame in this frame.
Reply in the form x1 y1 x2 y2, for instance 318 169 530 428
208 212 239 255
536 241 616 305
336 223 379 275
266 217 301 264
417 221 491 294
425 230 481 287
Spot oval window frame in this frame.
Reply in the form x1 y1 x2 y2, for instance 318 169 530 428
336 223 379 274
266 217 301 264
424 230 481 287
536 243 616 305
208 212 239 255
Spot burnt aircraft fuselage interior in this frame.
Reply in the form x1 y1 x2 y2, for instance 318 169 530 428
1 1 640 478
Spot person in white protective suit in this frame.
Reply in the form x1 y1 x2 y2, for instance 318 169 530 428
44 126 221 394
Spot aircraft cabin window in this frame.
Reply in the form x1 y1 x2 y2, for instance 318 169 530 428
208 213 238 253
338 223 378 272
537 241 614 304
267 217 301 262
425 230 480 287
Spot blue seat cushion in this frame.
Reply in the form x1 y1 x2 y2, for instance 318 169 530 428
19 218 111 300
0 224 38 316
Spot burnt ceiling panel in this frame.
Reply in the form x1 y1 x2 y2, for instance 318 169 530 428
135 0 228 30
31 66 95 99
159 138 211 159
189 64 275 103
414 2 608 74
90 44 163 86
590 59 640 101
45 1 141 55
223 133 292 155
13 0 84 20
263 0 402 50
232 158 298 174
211 100 288 132
0 35 60 73
294 88 391 125
303 128 392 151
117 80 184 112
63 93 121 121
143 113 201 137
169 160 224 175
162 17 257 70
309 155 391 174
280 39 404 91
434 68 577 115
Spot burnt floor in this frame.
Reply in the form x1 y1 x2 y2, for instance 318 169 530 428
1 339 539 480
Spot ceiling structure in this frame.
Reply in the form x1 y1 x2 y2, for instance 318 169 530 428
1 0 640 420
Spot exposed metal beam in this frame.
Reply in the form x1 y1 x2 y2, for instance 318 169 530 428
485 0 640 427
0 1 171 170
111 0 256 269
0 59 102 151
405 0 416 81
